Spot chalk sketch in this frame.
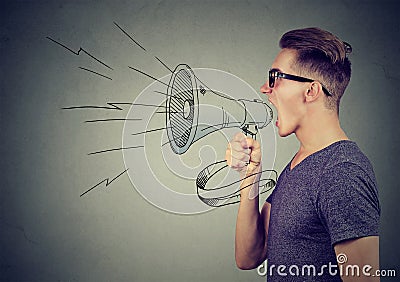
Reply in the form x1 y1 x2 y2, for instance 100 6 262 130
122 66 277 213
165 64 273 155
46 36 113 80
80 169 129 197
196 160 277 207
162 63 276 207
50 21 277 214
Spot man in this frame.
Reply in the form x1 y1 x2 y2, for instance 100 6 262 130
226 27 380 281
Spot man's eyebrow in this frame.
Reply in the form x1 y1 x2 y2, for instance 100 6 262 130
270 68 281 72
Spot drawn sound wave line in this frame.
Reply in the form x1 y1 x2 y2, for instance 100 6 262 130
62 102 134 111
46 36 113 70
113 21 173 73
131 126 171 136
62 102 165 111
113 21 147 52
154 56 173 73
79 67 112 80
80 168 129 197
84 118 142 123
154 90 183 100
128 66 172 89
88 145 144 156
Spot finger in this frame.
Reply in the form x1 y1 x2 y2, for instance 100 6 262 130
232 131 246 143
229 141 251 154
240 136 256 149
250 140 261 164
230 160 249 171
241 137 261 164
225 148 250 166
231 151 251 164
226 141 250 161
242 136 260 150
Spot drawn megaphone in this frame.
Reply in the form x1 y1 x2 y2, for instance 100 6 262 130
166 64 273 154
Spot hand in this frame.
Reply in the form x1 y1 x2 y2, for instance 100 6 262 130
225 132 262 178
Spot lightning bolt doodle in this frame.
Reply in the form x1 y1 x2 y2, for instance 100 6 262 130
46 36 113 70
80 168 129 197
46 36 113 80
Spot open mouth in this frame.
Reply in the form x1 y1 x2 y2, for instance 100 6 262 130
268 100 279 127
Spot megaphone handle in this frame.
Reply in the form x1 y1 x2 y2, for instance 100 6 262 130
241 124 258 140
240 123 263 199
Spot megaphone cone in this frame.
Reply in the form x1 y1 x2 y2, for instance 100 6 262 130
166 64 273 154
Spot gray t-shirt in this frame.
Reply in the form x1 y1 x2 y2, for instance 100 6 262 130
265 140 380 281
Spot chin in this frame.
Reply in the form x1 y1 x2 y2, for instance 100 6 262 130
278 132 291 138
277 127 293 138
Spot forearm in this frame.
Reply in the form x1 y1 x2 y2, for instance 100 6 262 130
335 236 380 282
235 177 268 269
226 133 268 269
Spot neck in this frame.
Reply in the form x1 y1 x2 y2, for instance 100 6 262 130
293 108 348 166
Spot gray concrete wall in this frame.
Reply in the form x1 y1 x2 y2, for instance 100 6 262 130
1 1 399 281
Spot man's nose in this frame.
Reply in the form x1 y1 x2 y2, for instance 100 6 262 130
260 81 272 95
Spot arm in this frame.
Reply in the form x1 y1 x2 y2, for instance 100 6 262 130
334 236 380 282
226 132 270 269
318 162 380 281
235 200 270 269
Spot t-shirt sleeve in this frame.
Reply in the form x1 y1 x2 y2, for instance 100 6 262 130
317 162 380 246
266 192 273 203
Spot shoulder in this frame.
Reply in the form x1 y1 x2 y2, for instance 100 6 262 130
315 142 380 243
319 161 379 210
318 141 379 207
316 141 380 217
323 140 375 180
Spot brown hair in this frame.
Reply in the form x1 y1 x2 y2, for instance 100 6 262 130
279 27 352 111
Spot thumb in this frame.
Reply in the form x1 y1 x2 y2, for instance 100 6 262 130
245 137 261 161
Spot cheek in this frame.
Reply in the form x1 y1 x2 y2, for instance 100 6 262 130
276 91 305 121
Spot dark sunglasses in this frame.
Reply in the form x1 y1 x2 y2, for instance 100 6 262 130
268 69 332 96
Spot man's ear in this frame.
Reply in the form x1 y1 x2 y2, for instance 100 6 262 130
305 81 322 102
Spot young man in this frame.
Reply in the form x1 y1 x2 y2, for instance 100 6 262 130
226 27 380 281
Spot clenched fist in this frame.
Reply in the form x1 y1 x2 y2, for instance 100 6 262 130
225 132 262 178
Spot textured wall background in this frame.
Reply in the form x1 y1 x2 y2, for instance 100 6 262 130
1 1 399 281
